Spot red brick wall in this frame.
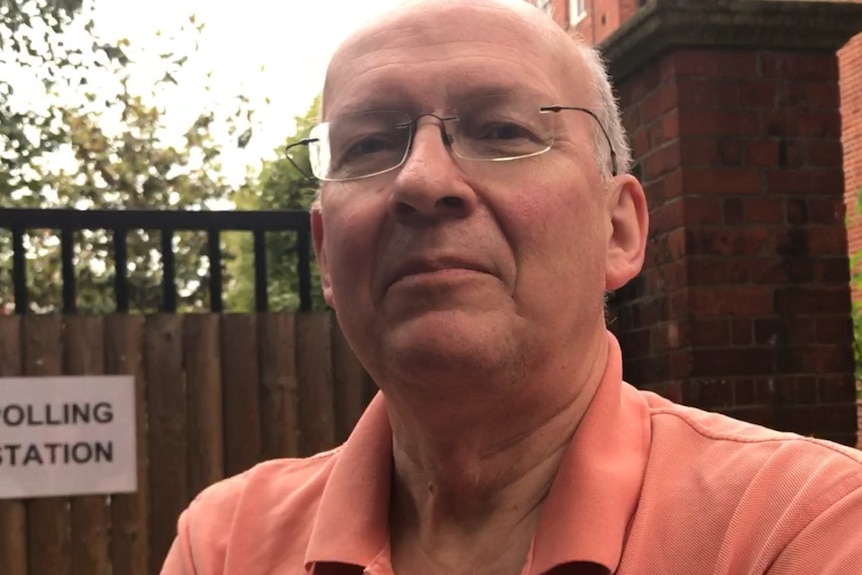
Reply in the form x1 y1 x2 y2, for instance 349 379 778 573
841 32 862 296
570 0 642 44
612 48 857 445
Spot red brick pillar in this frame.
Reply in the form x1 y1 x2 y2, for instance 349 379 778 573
603 0 862 446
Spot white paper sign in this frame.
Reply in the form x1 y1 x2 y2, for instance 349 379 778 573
0 376 137 499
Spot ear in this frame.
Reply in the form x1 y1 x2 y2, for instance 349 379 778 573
605 174 648 291
311 201 335 308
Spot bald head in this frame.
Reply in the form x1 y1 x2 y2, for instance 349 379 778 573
319 0 632 178
324 0 582 115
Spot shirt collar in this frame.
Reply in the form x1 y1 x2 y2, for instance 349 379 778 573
528 331 651 574
306 331 651 574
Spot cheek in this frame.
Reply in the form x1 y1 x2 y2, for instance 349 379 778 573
502 180 608 304
323 201 382 304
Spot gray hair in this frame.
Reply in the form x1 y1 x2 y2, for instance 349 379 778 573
572 39 633 181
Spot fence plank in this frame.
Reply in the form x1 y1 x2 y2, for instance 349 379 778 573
259 312 299 459
0 316 27 575
145 314 186 575
24 315 71 575
184 314 224 497
106 314 149 575
331 319 367 443
221 314 261 476
296 312 335 456
65 315 111 575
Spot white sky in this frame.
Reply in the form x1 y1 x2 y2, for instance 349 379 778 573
90 0 403 181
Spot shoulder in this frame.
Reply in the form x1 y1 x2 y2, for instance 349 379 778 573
642 389 862 470
625 390 862 571
169 449 341 574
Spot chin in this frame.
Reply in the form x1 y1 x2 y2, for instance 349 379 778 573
381 310 518 384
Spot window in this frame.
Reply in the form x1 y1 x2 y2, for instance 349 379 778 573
537 0 553 13
569 0 586 25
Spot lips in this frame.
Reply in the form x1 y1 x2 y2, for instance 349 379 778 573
385 256 492 290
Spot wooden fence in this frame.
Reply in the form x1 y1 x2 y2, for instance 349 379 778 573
0 311 372 575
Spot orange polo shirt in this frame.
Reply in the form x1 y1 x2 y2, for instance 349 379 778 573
160 332 862 574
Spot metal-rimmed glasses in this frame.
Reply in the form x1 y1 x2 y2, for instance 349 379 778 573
285 96 617 182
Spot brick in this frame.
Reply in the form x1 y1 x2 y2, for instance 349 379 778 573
679 138 718 166
754 318 782 346
630 128 650 161
774 287 851 315
622 105 641 135
808 140 844 168
785 199 808 225
649 198 685 234
683 168 761 195
687 286 773 316
745 140 779 166
733 378 775 407
651 321 684 353
671 49 759 79
817 376 856 404
619 328 651 358
723 198 744 225
688 318 730 346
683 196 723 226
717 139 744 167
641 141 681 181
687 379 735 409
766 169 844 195
678 110 760 137
786 317 818 345
804 82 840 110
738 81 777 109
723 406 775 429
690 347 774 377
687 258 729 286
686 228 769 257
744 197 785 224
639 81 677 124
760 51 839 82
815 315 853 344
773 406 815 435
781 345 854 375
813 259 850 284
749 258 814 285
762 111 842 139
810 403 857 435
660 108 680 141
675 78 720 108
731 318 753 345
774 378 818 406
806 227 849 256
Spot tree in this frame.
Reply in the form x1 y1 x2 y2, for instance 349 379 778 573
1 1 255 313
224 97 327 312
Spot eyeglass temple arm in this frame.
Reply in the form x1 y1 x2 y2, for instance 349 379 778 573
540 106 618 177
285 137 320 180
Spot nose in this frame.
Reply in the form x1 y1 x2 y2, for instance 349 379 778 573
388 118 478 223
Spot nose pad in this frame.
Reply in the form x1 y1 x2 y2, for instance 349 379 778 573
441 130 454 147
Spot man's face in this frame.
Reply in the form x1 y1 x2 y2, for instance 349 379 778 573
312 1 634 387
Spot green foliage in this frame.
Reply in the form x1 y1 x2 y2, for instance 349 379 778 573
1 1 254 313
850 188 862 397
225 97 326 312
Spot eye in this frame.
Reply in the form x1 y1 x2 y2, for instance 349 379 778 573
346 135 392 156
487 123 531 140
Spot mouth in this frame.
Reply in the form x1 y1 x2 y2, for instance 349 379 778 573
386 257 492 291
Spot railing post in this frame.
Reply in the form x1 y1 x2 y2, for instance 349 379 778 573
11 226 26 314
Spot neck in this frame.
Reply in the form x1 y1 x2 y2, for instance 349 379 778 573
385 332 610 574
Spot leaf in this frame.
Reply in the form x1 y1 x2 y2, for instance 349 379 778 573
237 128 252 149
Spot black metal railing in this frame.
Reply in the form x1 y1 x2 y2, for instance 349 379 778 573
0 208 312 314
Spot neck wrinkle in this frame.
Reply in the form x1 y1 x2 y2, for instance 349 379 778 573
386 330 610 567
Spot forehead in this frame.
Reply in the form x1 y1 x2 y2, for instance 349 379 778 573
323 2 585 118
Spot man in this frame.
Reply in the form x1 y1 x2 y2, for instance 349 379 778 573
160 1 862 573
